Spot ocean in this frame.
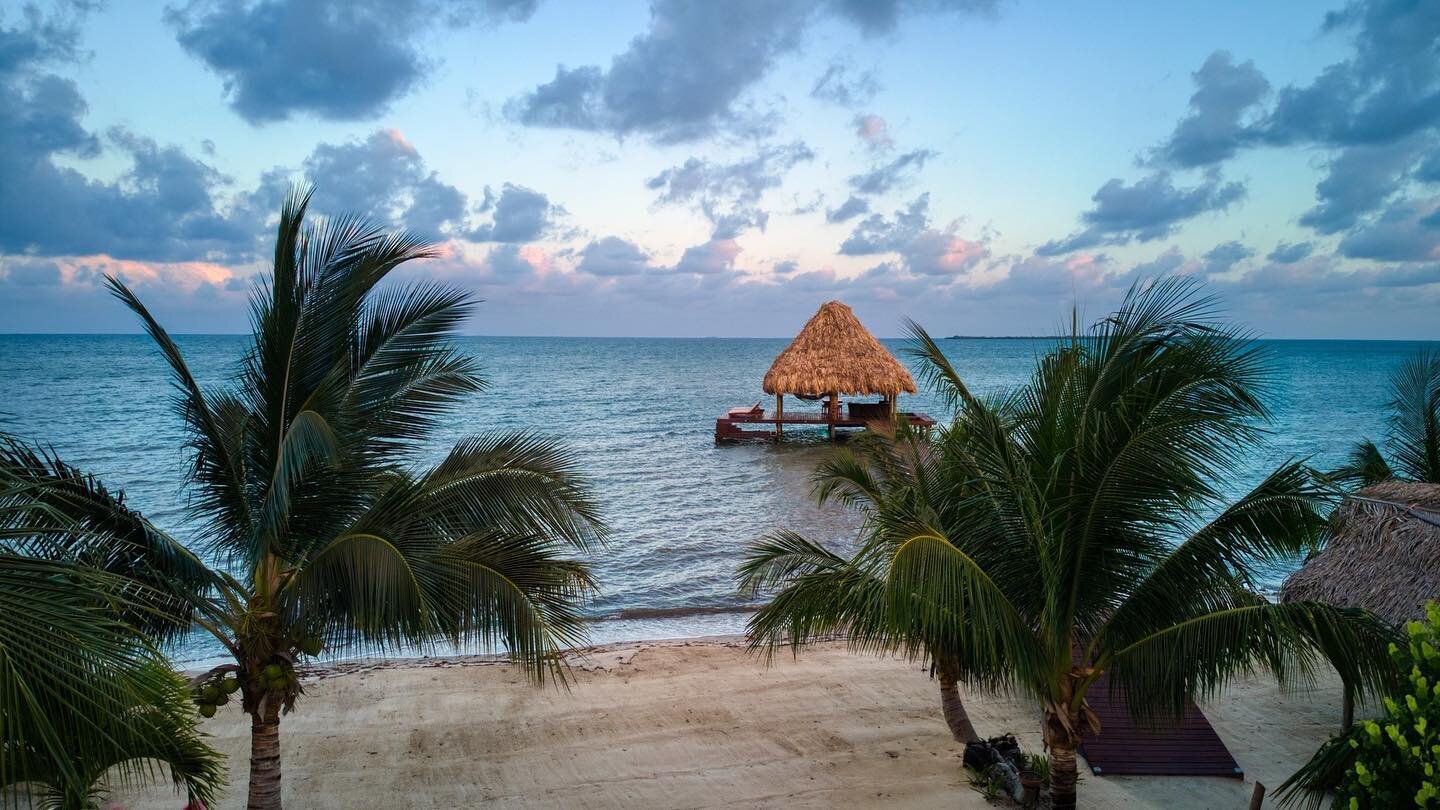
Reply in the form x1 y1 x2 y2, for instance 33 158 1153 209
0 334 1430 664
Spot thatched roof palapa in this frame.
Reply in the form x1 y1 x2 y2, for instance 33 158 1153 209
1280 481 1440 626
762 301 917 398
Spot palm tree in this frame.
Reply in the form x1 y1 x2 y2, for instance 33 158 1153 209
40 186 606 810
738 424 986 743
1332 349 1440 486
741 278 1399 808
1 436 225 809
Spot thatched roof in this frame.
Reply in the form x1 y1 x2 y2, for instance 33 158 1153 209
1280 481 1440 626
762 301 917 397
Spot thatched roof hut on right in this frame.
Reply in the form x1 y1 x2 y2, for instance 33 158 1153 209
1281 480 1440 626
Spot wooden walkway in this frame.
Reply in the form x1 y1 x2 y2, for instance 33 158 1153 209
1079 672 1244 778
714 409 936 442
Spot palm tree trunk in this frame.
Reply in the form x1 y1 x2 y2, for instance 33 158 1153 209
1048 740 1079 809
937 668 979 742
247 696 282 810
1044 682 1089 810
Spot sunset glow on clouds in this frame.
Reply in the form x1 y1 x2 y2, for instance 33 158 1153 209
1 0 1438 338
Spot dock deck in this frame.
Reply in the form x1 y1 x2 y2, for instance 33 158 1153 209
715 408 936 442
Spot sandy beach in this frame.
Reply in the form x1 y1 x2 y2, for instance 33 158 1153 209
114 638 1348 809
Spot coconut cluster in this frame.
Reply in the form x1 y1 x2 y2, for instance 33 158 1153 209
193 673 240 718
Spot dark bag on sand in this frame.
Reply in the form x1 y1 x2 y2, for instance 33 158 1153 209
963 733 1023 770
963 734 1026 801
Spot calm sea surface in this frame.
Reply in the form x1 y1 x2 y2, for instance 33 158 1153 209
0 334 1432 663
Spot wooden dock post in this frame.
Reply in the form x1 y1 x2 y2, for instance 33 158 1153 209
775 394 784 442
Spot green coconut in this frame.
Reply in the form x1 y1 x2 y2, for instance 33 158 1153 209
214 691 229 706
261 663 283 679
221 675 240 694
199 704 217 719
200 685 220 702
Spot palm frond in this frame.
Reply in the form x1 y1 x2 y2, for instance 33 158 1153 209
1106 460 1327 643
1330 438 1395 488
104 276 255 555
0 435 220 643
1384 348 1440 483
903 319 983 413
1104 600 1398 722
736 529 851 598
403 432 608 553
1273 726 1363 809
0 557 224 806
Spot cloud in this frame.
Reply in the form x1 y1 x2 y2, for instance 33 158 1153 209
469 183 561 242
505 0 812 142
825 0 1001 37
1146 2 1440 245
810 60 879 107
288 131 559 244
0 5 259 263
839 194 987 276
1198 240 1254 276
576 236 653 276
1419 149 1440 183
901 230 989 276
848 148 936 195
1267 240 1314 264
297 129 469 240
1260 0 1440 149
0 4 265 262
1151 51 1269 168
646 142 814 237
1337 197 1440 262
0 256 62 287
1297 135 1430 233
506 0 997 142
826 194 870 223
1219 254 1440 296
167 0 539 124
674 238 741 274
1263 0 1440 237
840 194 929 254
986 252 1119 298
0 2 88 69
853 113 893 150
479 242 551 281
1037 170 1246 254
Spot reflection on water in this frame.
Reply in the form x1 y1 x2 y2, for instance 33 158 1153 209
0 334 1429 660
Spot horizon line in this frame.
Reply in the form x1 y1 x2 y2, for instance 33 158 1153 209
4 332 1440 343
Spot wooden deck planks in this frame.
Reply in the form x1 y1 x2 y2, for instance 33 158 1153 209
714 408 937 442
1078 672 1244 779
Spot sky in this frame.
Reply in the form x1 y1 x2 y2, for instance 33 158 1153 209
0 0 1438 338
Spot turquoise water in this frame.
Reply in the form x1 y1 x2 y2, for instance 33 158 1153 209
0 334 1431 662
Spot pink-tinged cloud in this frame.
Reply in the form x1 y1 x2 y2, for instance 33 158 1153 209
380 128 419 155
854 114 893 150
675 238 742 274
517 244 558 276
61 255 241 292
907 233 989 276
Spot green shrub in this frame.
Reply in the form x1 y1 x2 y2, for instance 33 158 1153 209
1336 601 1440 808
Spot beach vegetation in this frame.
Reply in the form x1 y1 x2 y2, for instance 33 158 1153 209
742 277 1401 808
11 186 606 810
1332 350 1440 487
1280 601 1440 808
0 437 225 809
